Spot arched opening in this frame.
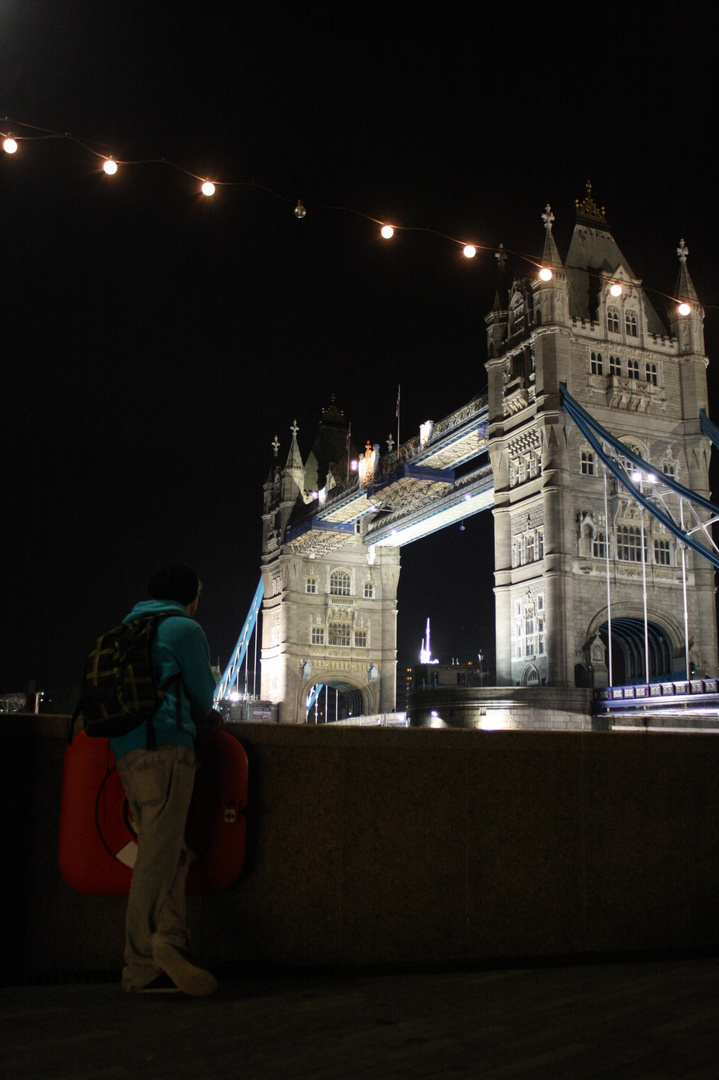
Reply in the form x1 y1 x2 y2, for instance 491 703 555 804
597 617 674 685
305 680 368 723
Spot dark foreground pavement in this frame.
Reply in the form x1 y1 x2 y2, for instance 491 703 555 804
2 958 718 1079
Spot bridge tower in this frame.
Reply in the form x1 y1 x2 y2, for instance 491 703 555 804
260 400 400 722
486 188 717 688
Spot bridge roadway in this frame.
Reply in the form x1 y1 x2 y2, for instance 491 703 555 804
286 392 492 556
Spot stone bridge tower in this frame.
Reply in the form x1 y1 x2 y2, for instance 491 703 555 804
260 400 400 722
486 188 717 687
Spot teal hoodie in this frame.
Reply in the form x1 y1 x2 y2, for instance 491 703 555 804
108 598 216 759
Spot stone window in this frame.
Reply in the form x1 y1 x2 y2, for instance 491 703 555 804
654 538 671 566
617 524 645 562
625 310 639 337
609 354 621 376
363 581 374 599
354 629 368 647
311 626 324 645
628 358 640 379
590 350 603 375
306 577 317 594
663 462 676 478
328 622 351 647
329 569 351 596
581 450 595 475
645 362 658 385
592 532 607 558
607 307 620 334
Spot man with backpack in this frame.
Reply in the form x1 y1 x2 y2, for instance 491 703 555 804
109 564 218 995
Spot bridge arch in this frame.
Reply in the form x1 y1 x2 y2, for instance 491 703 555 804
583 605 685 686
300 675 375 724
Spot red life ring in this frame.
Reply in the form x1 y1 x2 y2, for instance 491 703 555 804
58 727 248 895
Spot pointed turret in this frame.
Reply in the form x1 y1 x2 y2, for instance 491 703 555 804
281 419 305 504
533 204 569 330
670 238 705 358
486 246 509 359
541 204 563 270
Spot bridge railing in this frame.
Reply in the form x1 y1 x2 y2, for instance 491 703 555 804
594 679 719 710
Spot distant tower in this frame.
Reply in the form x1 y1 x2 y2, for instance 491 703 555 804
486 187 717 687
260 399 400 722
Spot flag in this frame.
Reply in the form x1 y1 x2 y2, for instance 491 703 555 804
396 385 401 418
346 422 351 450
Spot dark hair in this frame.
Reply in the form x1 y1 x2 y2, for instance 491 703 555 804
148 564 200 606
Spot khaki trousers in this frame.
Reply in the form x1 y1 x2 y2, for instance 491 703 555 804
116 744 196 991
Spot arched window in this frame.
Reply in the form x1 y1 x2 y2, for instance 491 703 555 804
329 570 351 596
590 351 603 375
354 629 368 647
625 310 638 337
607 307 620 333
363 581 374 599
305 577 317 594
645 362 658 386
581 449 595 475
628 358 640 379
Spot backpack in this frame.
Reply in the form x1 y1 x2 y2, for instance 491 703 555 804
72 611 187 747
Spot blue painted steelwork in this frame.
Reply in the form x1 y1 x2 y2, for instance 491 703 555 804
306 684 323 715
560 385 719 572
214 578 264 703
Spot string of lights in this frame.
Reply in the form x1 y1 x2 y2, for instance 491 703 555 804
0 116 701 316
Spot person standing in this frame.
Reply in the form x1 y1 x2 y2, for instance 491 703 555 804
110 564 218 995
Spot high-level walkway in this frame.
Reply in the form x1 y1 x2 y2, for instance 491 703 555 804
3 956 718 1079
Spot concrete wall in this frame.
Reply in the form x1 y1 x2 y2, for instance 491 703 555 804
3 716 719 983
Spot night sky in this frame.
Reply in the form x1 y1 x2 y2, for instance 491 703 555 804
3 2 719 698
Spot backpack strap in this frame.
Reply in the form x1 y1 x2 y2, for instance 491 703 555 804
142 611 189 750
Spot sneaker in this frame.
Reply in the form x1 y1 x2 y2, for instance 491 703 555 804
152 942 218 996
134 972 182 994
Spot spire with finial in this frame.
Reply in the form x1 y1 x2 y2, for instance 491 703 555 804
284 419 304 472
541 204 562 268
675 238 699 305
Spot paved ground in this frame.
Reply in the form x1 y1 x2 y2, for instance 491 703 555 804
2 958 718 1079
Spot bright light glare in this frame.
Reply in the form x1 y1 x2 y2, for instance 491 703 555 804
3 138 18 154
678 302 691 316
380 225 394 239
539 267 553 281
610 283 623 297
631 470 643 483
201 180 216 197
103 158 118 175
463 244 477 259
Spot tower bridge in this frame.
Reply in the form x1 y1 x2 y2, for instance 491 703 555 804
217 187 719 724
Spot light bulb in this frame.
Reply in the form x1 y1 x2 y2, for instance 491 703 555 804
3 137 18 154
380 225 394 239
463 245 477 259
294 200 306 219
103 158 118 175
678 302 691 316
539 267 553 281
201 180 215 197
610 283 623 297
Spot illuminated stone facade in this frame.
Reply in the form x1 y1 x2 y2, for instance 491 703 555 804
486 191 717 687
260 404 400 722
